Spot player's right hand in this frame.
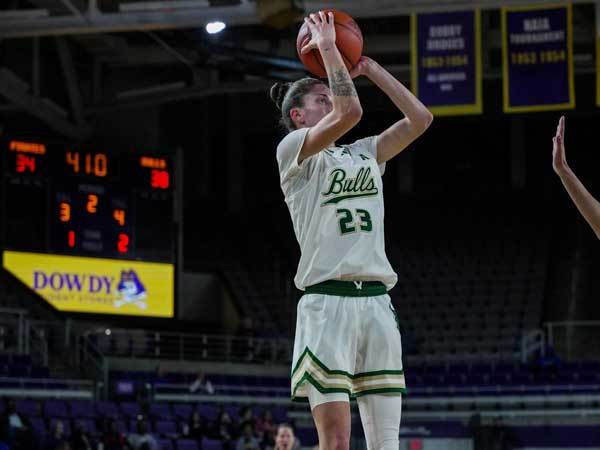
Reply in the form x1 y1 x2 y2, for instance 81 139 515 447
300 11 336 55
552 116 570 176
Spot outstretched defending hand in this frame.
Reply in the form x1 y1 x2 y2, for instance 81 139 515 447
552 116 569 176
550 115 600 239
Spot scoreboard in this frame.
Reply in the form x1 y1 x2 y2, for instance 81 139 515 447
1 138 176 317
2 138 175 262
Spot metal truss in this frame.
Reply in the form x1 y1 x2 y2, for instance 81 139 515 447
0 0 597 39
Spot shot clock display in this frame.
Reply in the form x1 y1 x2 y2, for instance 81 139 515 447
2 139 175 262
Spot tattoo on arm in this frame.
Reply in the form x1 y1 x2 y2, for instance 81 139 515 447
329 69 357 97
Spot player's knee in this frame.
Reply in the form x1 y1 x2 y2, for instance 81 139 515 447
333 435 350 450
321 432 350 450
372 436 398 450
365 422 399 450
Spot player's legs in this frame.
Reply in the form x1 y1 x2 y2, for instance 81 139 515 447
308 385 351 450
354 295 404 450
357 395 402 450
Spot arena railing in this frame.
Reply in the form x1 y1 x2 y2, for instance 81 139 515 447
77 331 110 398
545 321 600 361
84 328 293 363
26 324 49 368
0 377 94 399
0 307 28 353
27 319 77 368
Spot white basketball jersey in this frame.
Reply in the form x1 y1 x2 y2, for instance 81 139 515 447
276 127 398 291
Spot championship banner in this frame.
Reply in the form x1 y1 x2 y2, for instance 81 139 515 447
502 4 574 113
597 31 600 106
3 251 174 317
411 10 482 115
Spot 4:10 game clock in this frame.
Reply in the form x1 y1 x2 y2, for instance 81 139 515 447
2 139 175 262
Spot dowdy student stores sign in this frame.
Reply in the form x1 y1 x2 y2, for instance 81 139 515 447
3 251 174 317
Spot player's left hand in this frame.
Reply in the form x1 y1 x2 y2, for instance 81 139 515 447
349 56 375 79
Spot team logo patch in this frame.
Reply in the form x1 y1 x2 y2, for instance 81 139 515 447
321 167 379 206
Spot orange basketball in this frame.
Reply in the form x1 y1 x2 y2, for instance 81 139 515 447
296 9 363 78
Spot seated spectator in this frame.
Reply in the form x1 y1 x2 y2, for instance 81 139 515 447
189 371 214 394
127 420 158 450
0 398 36 450
238 407 255 431
236 423 260 450
45 420 68 450
70 422 92 450
274 424 296 450
180 423 191 440
101 418 127 450
255 410 276 450
188 411 205 441
212 411 236 450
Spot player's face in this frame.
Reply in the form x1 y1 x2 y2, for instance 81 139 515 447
295 84 332 128
275 427 295 450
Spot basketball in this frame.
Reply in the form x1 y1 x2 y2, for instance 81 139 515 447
296 9 363 78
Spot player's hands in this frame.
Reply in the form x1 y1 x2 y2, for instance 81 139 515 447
552 116 570 177
300 11 336 55
349 56 376 79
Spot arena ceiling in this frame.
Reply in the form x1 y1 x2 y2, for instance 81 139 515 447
0 0 596 138
0 0 597 36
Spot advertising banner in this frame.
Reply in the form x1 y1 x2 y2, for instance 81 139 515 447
3 251 174 317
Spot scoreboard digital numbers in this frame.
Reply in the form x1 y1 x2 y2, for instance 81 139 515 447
2 139 175 262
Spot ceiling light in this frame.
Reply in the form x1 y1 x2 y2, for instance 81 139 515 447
206 21 226 34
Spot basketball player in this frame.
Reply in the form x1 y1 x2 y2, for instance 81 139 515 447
270 11 433 450
553 116 600 238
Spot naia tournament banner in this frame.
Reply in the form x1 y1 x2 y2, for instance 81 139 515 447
597 33 600 106
3 251 174 317
502 4 574 113
411 10 482 115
